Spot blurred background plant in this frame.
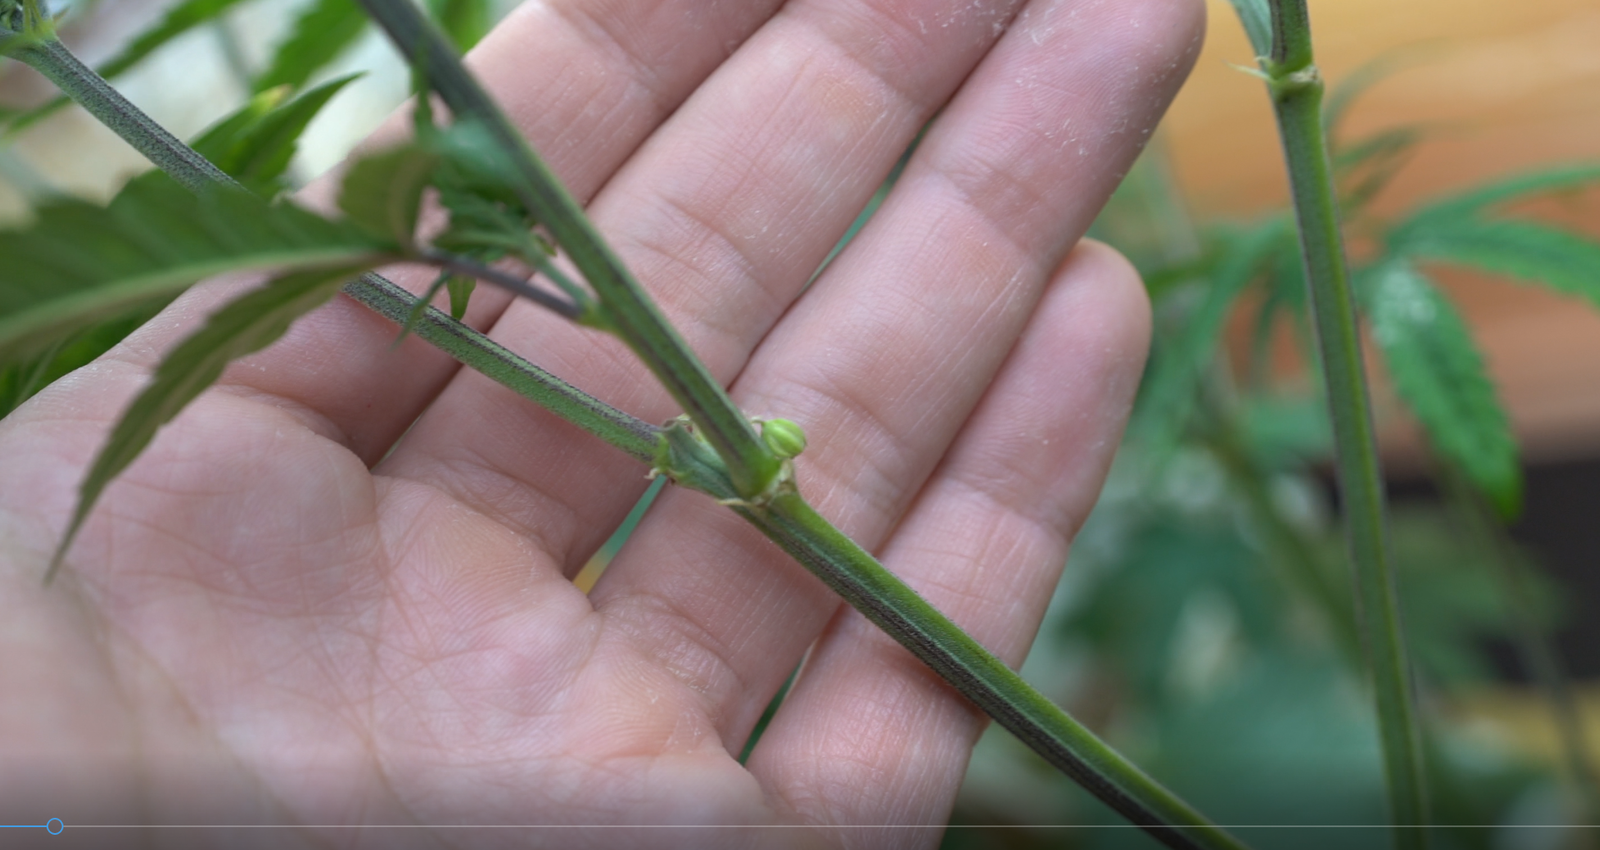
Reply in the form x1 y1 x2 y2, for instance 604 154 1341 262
3 1 1600 847
947 2 1600 846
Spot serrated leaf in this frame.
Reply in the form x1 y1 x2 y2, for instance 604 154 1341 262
217 74 360 196
48 265 369 580
6 0 252 133
337 144 438 246
0 173 394 362
1223 0 1272 59
252 0 368 94
1392 218 1600 310
1364 262 1521 517
425 0 492 52
1404 164 1600 227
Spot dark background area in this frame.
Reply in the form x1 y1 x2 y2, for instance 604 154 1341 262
1389 455 1600 682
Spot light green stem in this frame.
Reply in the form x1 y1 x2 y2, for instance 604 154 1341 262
14 9 1248 847
5 37 231 192
1258 1 1429 842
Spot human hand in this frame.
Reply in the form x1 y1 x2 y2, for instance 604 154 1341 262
0 0 1201 846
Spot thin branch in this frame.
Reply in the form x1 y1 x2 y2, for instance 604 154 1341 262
420 249 582 319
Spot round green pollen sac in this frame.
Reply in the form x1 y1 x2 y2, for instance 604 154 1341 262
761 418 807 459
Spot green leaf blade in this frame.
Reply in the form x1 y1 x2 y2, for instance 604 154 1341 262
1405 164 1600 226
252 0 369 94
1393 218 1600 310
47 265 369 581
0 174 393 363
425 0 493 52
200 74 361 197
337 144 439 247
1365 263 1521 517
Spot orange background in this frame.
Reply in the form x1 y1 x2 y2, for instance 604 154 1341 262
1164 0 1600 464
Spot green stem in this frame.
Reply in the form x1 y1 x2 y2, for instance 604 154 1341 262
357 0 780 500
757 495 1244 850
418 249 582 319
342 275 659 462
649 449 1244 850
14 13 1248 848
1258 1 1429 842
5 38 231 193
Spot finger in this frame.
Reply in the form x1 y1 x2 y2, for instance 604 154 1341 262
379 0 1032 567
93 0 784 465
745 242 1150 838
591 0 1202 750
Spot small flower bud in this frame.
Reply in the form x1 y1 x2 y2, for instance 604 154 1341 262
760 418 807 459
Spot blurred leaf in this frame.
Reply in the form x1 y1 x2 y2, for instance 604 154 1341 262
0 173 393 363
252 0 368 94
1335 126 1423 213
0 302 163 417
1404 164 1600 227
1236 394 1332 467
1364 263 1521 518
1090 135 1201 276
5 0 253 133
1324 51 1425 146
1133 223 1281 452
338 143 438 246
425 0 492 52
199 74 360 197
189 87 285 163
1388 507 1555 687
1222 0 1272 59
1063 513 1279 701
1392 218 1600 311
50 264 369 579
446 273 474 319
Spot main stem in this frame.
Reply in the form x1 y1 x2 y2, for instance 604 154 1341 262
1261 1 1429 843
12 12 1247 849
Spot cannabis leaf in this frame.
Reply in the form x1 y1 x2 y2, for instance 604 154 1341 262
0 174 394 364
196 74 361 197
1391 218 1600 310
1364 262 1521 517
47 264 372 581
337 143 438 247
253 0 370 94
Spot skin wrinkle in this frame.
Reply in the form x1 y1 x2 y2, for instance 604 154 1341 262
547 0 686 117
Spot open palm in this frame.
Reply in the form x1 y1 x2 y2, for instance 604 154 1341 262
0 0 1201 846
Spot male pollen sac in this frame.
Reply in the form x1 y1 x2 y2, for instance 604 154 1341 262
760 418 807 459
